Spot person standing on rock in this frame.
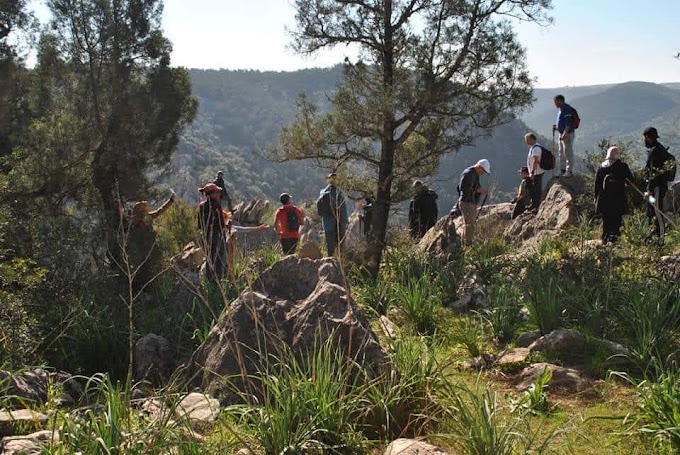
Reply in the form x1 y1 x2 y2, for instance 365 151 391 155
643 127 672 241
457 159 490 247
213 170 235 213
198 182 228 282
594 146 633 244
524 133 545 210
408 180 439 239
317 173 348 256
553 95 577 177
274 193 305 255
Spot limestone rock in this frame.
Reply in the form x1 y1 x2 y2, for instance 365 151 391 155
516 330 541 348
504 176 585 245
384 438 450 455
495 347 530 366
176 393 220 432
233 199 270 226
0 370 82 410
299 218 322 246
181 256 392 402
416 215 462 260
516 363 590 393
379 315 400 340
457 203 514 241
447 271 485 311
297 241 322 260
528 329 586 353
0 410 48 438
134 334 174 386
171 242 204 272
0 430 59 455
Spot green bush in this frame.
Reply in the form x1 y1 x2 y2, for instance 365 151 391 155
392 275 443 335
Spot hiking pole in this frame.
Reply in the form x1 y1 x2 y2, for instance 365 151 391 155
625 178 676 239
475 194 489 221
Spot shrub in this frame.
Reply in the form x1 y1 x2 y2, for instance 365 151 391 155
392 275 443 335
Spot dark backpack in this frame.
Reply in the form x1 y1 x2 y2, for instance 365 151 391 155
663 148 677 183
317 192 332 217
285 206 300 232
571 108 581 129
539 145 555 171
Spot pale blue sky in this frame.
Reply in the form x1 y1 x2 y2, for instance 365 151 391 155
161 0 680 88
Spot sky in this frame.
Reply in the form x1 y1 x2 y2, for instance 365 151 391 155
160 0 680 88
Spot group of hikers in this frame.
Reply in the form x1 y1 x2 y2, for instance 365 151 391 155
184 94 675 282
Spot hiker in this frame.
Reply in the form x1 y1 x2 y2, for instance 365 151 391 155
197 182 228 282
213 171 234 212
317 173 348 256
408 180 439 239
274 193 304 255
126 192 175 285
511 167 531 219
594 146 633 244
525 133 545 210
553 95 577 177
643 127 672 240
457 159 491 247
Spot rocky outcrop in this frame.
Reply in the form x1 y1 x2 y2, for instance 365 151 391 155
384 438 450 455
181 256 391 402
0 410 47 438
171 242 204 272
0 430 58 454
176 393 221 431
0 370 82 410
516 363 591 393
528 329 630 358
504 176 586 245
232 199 270 226
416 215 462 260
455 203 514 241
134 334 175 386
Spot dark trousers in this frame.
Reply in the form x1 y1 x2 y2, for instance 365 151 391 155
601 211 623 244
280 238 299 255
206 233 227 282
325 229 343 256
529 173 543 210
647 186 667 238
511 199 529 219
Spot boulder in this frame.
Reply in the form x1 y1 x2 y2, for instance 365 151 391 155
342 215 369 263
516 363 590 393
0 370 82 410
233 199 270 226
0 410 47 438
0 430 58 455
133 334 175 386
176 393 221 432
384 438 450 455
528 329 585 353
299 218 322 246
416 215 462 260
181 256 392 402
504 175 586 245
379 315 400 340
297 241 323 260
516 330 541 348
456 203 514 241
171 242 205 272
495 347 530 367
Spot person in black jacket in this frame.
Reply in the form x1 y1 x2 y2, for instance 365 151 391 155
594 146 633 244
198 182 227 282
457 159 490 247
213 171 235 212
408 180 439 239
643 127 670 239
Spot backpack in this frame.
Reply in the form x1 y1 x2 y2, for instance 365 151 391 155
571 108 581 129
538 145 555 171
317 192 332 217
285 206 300 232
663 148 677 183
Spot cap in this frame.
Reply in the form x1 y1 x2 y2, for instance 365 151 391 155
475 159 492 174
412 179 423 188
217 170 224 176
519 166 529 173
279 192 291 204
199 182 222 194
643 127 659 138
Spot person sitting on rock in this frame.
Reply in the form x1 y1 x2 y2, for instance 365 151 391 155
457 159 490 247
408 180 439 240
594 146 633 245
511 167 531 219
274 193 305 255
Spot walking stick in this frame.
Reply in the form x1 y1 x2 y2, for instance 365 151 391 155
475 194 489 221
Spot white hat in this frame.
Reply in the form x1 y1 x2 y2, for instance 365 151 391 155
475 159 491 174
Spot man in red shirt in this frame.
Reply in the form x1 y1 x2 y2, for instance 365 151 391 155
274 193 305 255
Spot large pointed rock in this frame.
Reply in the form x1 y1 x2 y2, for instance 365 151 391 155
416 215 462 259
181 256 391 402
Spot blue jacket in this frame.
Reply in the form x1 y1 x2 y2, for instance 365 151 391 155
556 103 576 134
319 185 348 233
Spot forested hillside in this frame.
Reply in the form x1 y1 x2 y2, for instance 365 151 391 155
524 81 680 158
166 68 540 209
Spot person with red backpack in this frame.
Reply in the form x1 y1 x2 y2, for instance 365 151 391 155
274 193 305 255
552 94 579 177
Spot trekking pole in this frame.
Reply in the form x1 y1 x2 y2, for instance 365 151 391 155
625 178 676 233
475 194 489 221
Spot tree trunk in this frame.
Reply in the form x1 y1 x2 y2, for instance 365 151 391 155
366 0 395 279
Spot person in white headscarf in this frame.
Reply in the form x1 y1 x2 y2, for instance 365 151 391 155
594 146 633 244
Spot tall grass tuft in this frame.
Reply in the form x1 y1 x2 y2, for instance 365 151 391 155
635 367 680 452
481 282 524 346
392 275 442 335
525 259 562 335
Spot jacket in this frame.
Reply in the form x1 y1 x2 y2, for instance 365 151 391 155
318 185 348 233
645 141 670 192
198 198 225 238
595 159 633 215
458 167 480 204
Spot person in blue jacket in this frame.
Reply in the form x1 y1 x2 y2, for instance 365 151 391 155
317 173 348 256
